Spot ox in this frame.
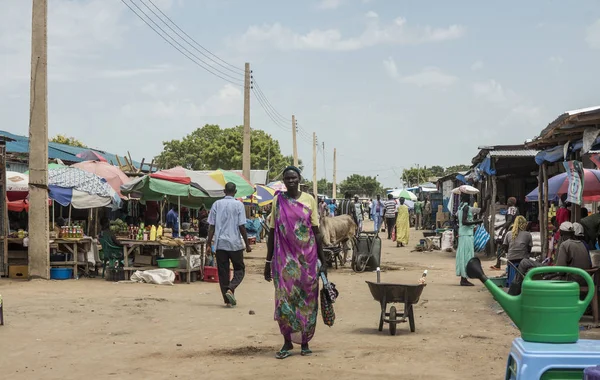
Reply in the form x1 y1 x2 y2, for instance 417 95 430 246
320 215 357 265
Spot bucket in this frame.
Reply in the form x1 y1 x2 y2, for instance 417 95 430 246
50 267 73 280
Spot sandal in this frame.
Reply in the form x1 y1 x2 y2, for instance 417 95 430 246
300 349 312 356
275 350 292 359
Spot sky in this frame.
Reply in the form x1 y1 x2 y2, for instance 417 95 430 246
2 0 600 188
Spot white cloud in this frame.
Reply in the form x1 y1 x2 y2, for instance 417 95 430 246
549 56 564 65
365 11 378 18
400 67 458 87
471 60 484 71
234 16 466 52
383 57 398 78
383 58 457 87
317 0 345 10
586 19 600 49
123 84 242 119
472 80 511 104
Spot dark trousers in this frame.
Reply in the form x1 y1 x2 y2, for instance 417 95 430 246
216 249 245 304
386 217 395 239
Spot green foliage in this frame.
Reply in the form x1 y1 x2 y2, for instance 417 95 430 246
338 174 383 197
444 164 471 174
402 164 471 186
50 134 87 148
304 178 333 195
155 124 286 179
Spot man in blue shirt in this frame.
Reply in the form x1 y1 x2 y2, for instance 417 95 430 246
166 205 179 237
206 182 252 307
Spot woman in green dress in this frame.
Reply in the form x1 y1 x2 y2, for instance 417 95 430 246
456 193 482 286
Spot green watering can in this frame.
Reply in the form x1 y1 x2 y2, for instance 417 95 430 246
466 257 594 343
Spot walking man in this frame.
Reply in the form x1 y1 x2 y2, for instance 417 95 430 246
414 199 423 230
354 195 364 233
384 194 398 240
371 195 385 232
206 182 252 307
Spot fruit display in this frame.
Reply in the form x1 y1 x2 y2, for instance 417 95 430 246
110 219 128 234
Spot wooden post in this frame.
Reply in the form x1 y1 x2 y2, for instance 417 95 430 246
542 163 549 257
242 62 251 180
28 0 50 279
490 175 497 258
332 148 337 198
312 133 317 197
538 165 545 257
291 115 298 167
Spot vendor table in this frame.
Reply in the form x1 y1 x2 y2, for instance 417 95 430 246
50 238 93 279
118 239 206 284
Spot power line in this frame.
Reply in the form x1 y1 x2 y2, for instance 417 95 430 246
121 0 243 86
144 0 244 75
252 77 292 124
251 88 291 132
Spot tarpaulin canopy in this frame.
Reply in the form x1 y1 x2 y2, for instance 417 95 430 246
526 169 600 202
6 171 29 192
196 169 254 198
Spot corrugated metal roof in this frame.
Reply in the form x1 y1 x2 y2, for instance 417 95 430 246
488 149 539 157
0 130 143 168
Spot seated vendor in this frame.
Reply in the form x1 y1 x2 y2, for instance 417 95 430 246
508 222 592 295
552 222 592 286
99 217 121 247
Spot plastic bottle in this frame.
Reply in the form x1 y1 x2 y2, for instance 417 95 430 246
157 225 163 237
150 225 157 241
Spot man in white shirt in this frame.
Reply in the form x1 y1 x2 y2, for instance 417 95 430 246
206 182 252 307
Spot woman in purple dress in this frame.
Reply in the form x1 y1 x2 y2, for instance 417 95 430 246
264 166 326 359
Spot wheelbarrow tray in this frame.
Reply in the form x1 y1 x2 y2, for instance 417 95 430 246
365 281 426 335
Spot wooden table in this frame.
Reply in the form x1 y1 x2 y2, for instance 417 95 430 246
118 239 206 284
50 238 93 279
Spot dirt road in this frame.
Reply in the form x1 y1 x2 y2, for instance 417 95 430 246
1 227 598 380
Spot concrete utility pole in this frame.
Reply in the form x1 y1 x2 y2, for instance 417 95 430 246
312 132 317 197
28 0 50 279
291 115 298 167
242 62 251 180
332 148 337 198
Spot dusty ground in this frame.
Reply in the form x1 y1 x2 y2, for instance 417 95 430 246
1 224 599 380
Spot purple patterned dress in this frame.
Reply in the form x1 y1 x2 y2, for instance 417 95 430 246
272 192 319 345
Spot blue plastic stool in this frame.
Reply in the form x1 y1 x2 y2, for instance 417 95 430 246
506 338 600 379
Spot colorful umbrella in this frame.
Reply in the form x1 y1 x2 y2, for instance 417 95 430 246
389 188 418 201
267 181 286 192
72 161 130 198
151 167 224 197
120 175 209 207
526 169 600 202
76 150 107 162
205 169 254 198
48 167 121 209
256 185 275 206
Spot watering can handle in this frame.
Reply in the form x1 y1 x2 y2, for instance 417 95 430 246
526 266 595 313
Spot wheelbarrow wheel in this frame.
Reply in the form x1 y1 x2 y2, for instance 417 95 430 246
355 254 369 273
389 306 397 336
408 304 415 332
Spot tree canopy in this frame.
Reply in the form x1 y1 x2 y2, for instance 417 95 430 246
401 164 472 186
304 178 333 196
155 124 287 180
50 134 87 148
338 174 384 198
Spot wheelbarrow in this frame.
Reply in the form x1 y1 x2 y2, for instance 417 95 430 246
366 276 426 335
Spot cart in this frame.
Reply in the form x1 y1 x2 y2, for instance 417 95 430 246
365 281 426 335
352 231 381 273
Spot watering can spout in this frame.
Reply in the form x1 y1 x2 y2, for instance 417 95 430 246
466 257 522 327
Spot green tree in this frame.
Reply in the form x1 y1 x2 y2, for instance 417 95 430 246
429 165 445 177
444 164 471 174
338 174 383 197
304 178 333 196
50 134 87 148
155 124 286 179
402 167 433 187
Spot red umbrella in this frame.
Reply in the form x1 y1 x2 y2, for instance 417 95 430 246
72 161 130 198
76 150 107 162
